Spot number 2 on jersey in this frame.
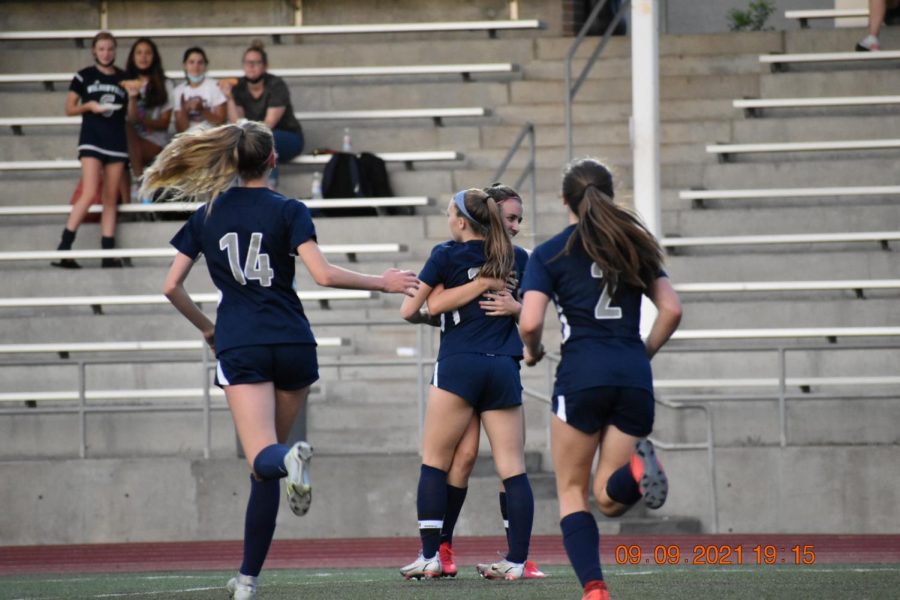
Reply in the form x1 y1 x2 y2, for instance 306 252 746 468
219 232 274 287
591 263 622 319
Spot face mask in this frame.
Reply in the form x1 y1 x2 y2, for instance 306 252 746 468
187 73 205 84
244 74 264 85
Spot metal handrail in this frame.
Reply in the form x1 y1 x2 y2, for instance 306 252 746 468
564 0 631 162
492 122 538 244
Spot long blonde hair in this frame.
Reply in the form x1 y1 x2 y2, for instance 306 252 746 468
559 158 663 291
140 120 274 208
454 188 515 281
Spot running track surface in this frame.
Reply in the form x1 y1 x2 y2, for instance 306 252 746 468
2 535 899 575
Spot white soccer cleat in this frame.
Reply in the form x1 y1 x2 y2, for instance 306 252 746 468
226 574 257 600
476 558 525 580
284 441 313 516
400 553 442 580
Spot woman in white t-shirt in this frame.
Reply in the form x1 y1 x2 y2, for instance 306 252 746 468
173 47 227 133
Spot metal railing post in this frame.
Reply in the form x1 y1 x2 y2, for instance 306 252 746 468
78 361 87 458
417 323 425 453
778 347 787 448
493 123 538 246
202 341 211 459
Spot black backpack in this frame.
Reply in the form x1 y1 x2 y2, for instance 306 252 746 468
320 151 405 216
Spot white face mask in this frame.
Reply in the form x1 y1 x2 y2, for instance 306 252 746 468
187 73 205 84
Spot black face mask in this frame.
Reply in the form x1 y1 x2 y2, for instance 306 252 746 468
94 56 115 68
244 74 264 85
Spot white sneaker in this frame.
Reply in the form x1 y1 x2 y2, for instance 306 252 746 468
476 558 525 580
400 553 442 579
284 441 313 516
226 574 257 600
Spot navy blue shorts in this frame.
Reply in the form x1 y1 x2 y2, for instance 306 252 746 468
78 149 129 165
552 386 654 436
215 343 319 390
432 353 522 412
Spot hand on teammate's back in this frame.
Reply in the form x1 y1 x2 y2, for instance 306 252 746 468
479 290 520 317
381 268 420 296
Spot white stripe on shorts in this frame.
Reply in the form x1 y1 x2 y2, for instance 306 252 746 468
216 361 231 386
556 394 567 422
419 519 443 529
433 361 439 388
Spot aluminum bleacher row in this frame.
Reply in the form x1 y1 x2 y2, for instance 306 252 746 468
0 108 490 135
0 19 545 43
784 8 869 29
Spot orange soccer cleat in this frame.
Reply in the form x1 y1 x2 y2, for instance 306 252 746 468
629 438 668 509
581 580 610 600
523 559 547 579
439 542 458 577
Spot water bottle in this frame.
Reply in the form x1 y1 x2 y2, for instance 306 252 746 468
342 127 352 153
311 171 323 199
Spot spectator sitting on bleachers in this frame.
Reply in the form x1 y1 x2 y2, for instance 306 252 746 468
53 31 128 270
220 40 304 189
857 0 899 50
124 37 173 199
173 47 227 133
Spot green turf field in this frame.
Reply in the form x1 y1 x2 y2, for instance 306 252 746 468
3 563 900 600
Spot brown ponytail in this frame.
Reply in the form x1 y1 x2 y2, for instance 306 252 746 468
560 158 663 291
140 120 274 209
454 188 515 281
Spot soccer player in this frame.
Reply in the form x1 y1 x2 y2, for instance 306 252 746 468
142 120 418 600
399 188 535 580
423 184 545 579
53 31 129 269
518 158 682 600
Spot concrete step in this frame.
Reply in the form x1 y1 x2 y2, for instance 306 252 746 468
494 98 738 125
761 70 900 98
523 53 764 81
666 204 900 237
666 249 900 282
676 298 900 329
534 31 784 60
729 115 900 144
697 157 900 189
511 73 760 104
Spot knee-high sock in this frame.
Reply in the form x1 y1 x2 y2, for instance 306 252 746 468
240 475 280 577
561 511 603 587
499 491 510 545
606 462 642 506
252 444 291 480
440 484 467 545
57 228 76 251
502 473 534 564
417 464 447 559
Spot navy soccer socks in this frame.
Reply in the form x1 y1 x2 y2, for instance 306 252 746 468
605 462 642 506
502 473 534 564
499 490 510 544
417 464 448 559
561 510 603 587
252 444 290 480
240 475 280 577
440 484 468 546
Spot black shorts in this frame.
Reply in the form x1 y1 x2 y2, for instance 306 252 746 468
215 343 319 390
432 353 522 412
78 148 129 165
551 386 654 436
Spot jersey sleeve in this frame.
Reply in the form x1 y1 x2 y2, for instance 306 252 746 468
418 244 449 287
208 80 227 107
169 206 206 259
286 200 317 254
68 70 85 97
520 246 553 296
267 77 290 108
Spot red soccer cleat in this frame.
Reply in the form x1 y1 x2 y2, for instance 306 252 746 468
629 438 668 509
523 559 547 579
582 580 610 600
439 542 458 577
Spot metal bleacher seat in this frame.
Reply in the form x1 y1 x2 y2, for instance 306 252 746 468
679 185 900 206
0 20 545 44
0 337 348 355
759 50 900 72
0 109 489 135
662 231 900 250
0 152 461 172
673 279 900 296
706 139 900 162
0 64 517 89
0 243 406 264
733 96 900 118
672 326 900 342
0 197 432 217
784 8 869 28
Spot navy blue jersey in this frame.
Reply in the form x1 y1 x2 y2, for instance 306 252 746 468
69 66 128 159
170 187 318 353
419 240 529 360
521 224 662 394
